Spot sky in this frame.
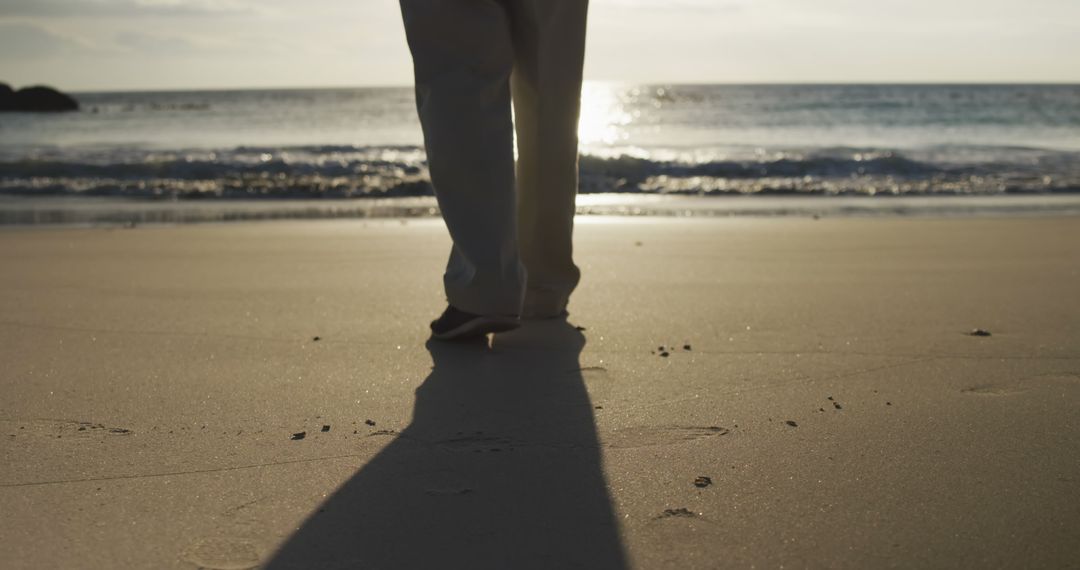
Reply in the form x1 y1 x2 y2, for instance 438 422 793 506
1 0 1078 91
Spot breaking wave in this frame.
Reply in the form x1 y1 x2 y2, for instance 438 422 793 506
1 144 1078 199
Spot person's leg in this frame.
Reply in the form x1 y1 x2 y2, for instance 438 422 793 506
507 0 589 318
400 0 525 318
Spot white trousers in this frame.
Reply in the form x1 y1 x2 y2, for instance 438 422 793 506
400 0 588 318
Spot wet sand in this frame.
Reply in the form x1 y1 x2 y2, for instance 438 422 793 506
4 193 1080 226
1 216 1078 569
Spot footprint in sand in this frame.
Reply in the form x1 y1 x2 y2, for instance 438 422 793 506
1 419 133 440
426 425 730 452
181 537 261 570
963 371 1080 395
602 425 730 449
960 384 1030 396
1025 372 1080 385
963 373 1080 396
434 433 520 453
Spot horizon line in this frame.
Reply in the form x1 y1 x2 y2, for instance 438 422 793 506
58 79 1080 94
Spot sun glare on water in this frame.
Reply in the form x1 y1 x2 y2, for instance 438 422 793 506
577 82 634 147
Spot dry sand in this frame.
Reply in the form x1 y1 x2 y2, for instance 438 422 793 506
1 216 1078 569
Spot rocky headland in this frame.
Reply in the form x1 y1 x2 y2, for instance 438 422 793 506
0 83 79 112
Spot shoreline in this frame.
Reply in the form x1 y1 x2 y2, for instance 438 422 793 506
2 193 1080 227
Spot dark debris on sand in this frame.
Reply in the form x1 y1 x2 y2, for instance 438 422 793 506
694 476 712 488
365 419 376 426
291 431 306 440
312 336 321 342
658 508 698 519
654 343 691 357
321 425 331 432
785 420 798 427
969 329 992 337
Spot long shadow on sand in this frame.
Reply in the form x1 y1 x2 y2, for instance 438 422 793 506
266 319 627 569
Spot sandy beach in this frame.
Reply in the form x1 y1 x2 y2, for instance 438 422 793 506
1 215 1078 569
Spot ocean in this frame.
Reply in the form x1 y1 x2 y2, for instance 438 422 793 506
2 83 1079 224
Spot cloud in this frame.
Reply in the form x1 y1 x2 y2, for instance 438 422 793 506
0 0 255 18
114 30 201 54
0 23 89 58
